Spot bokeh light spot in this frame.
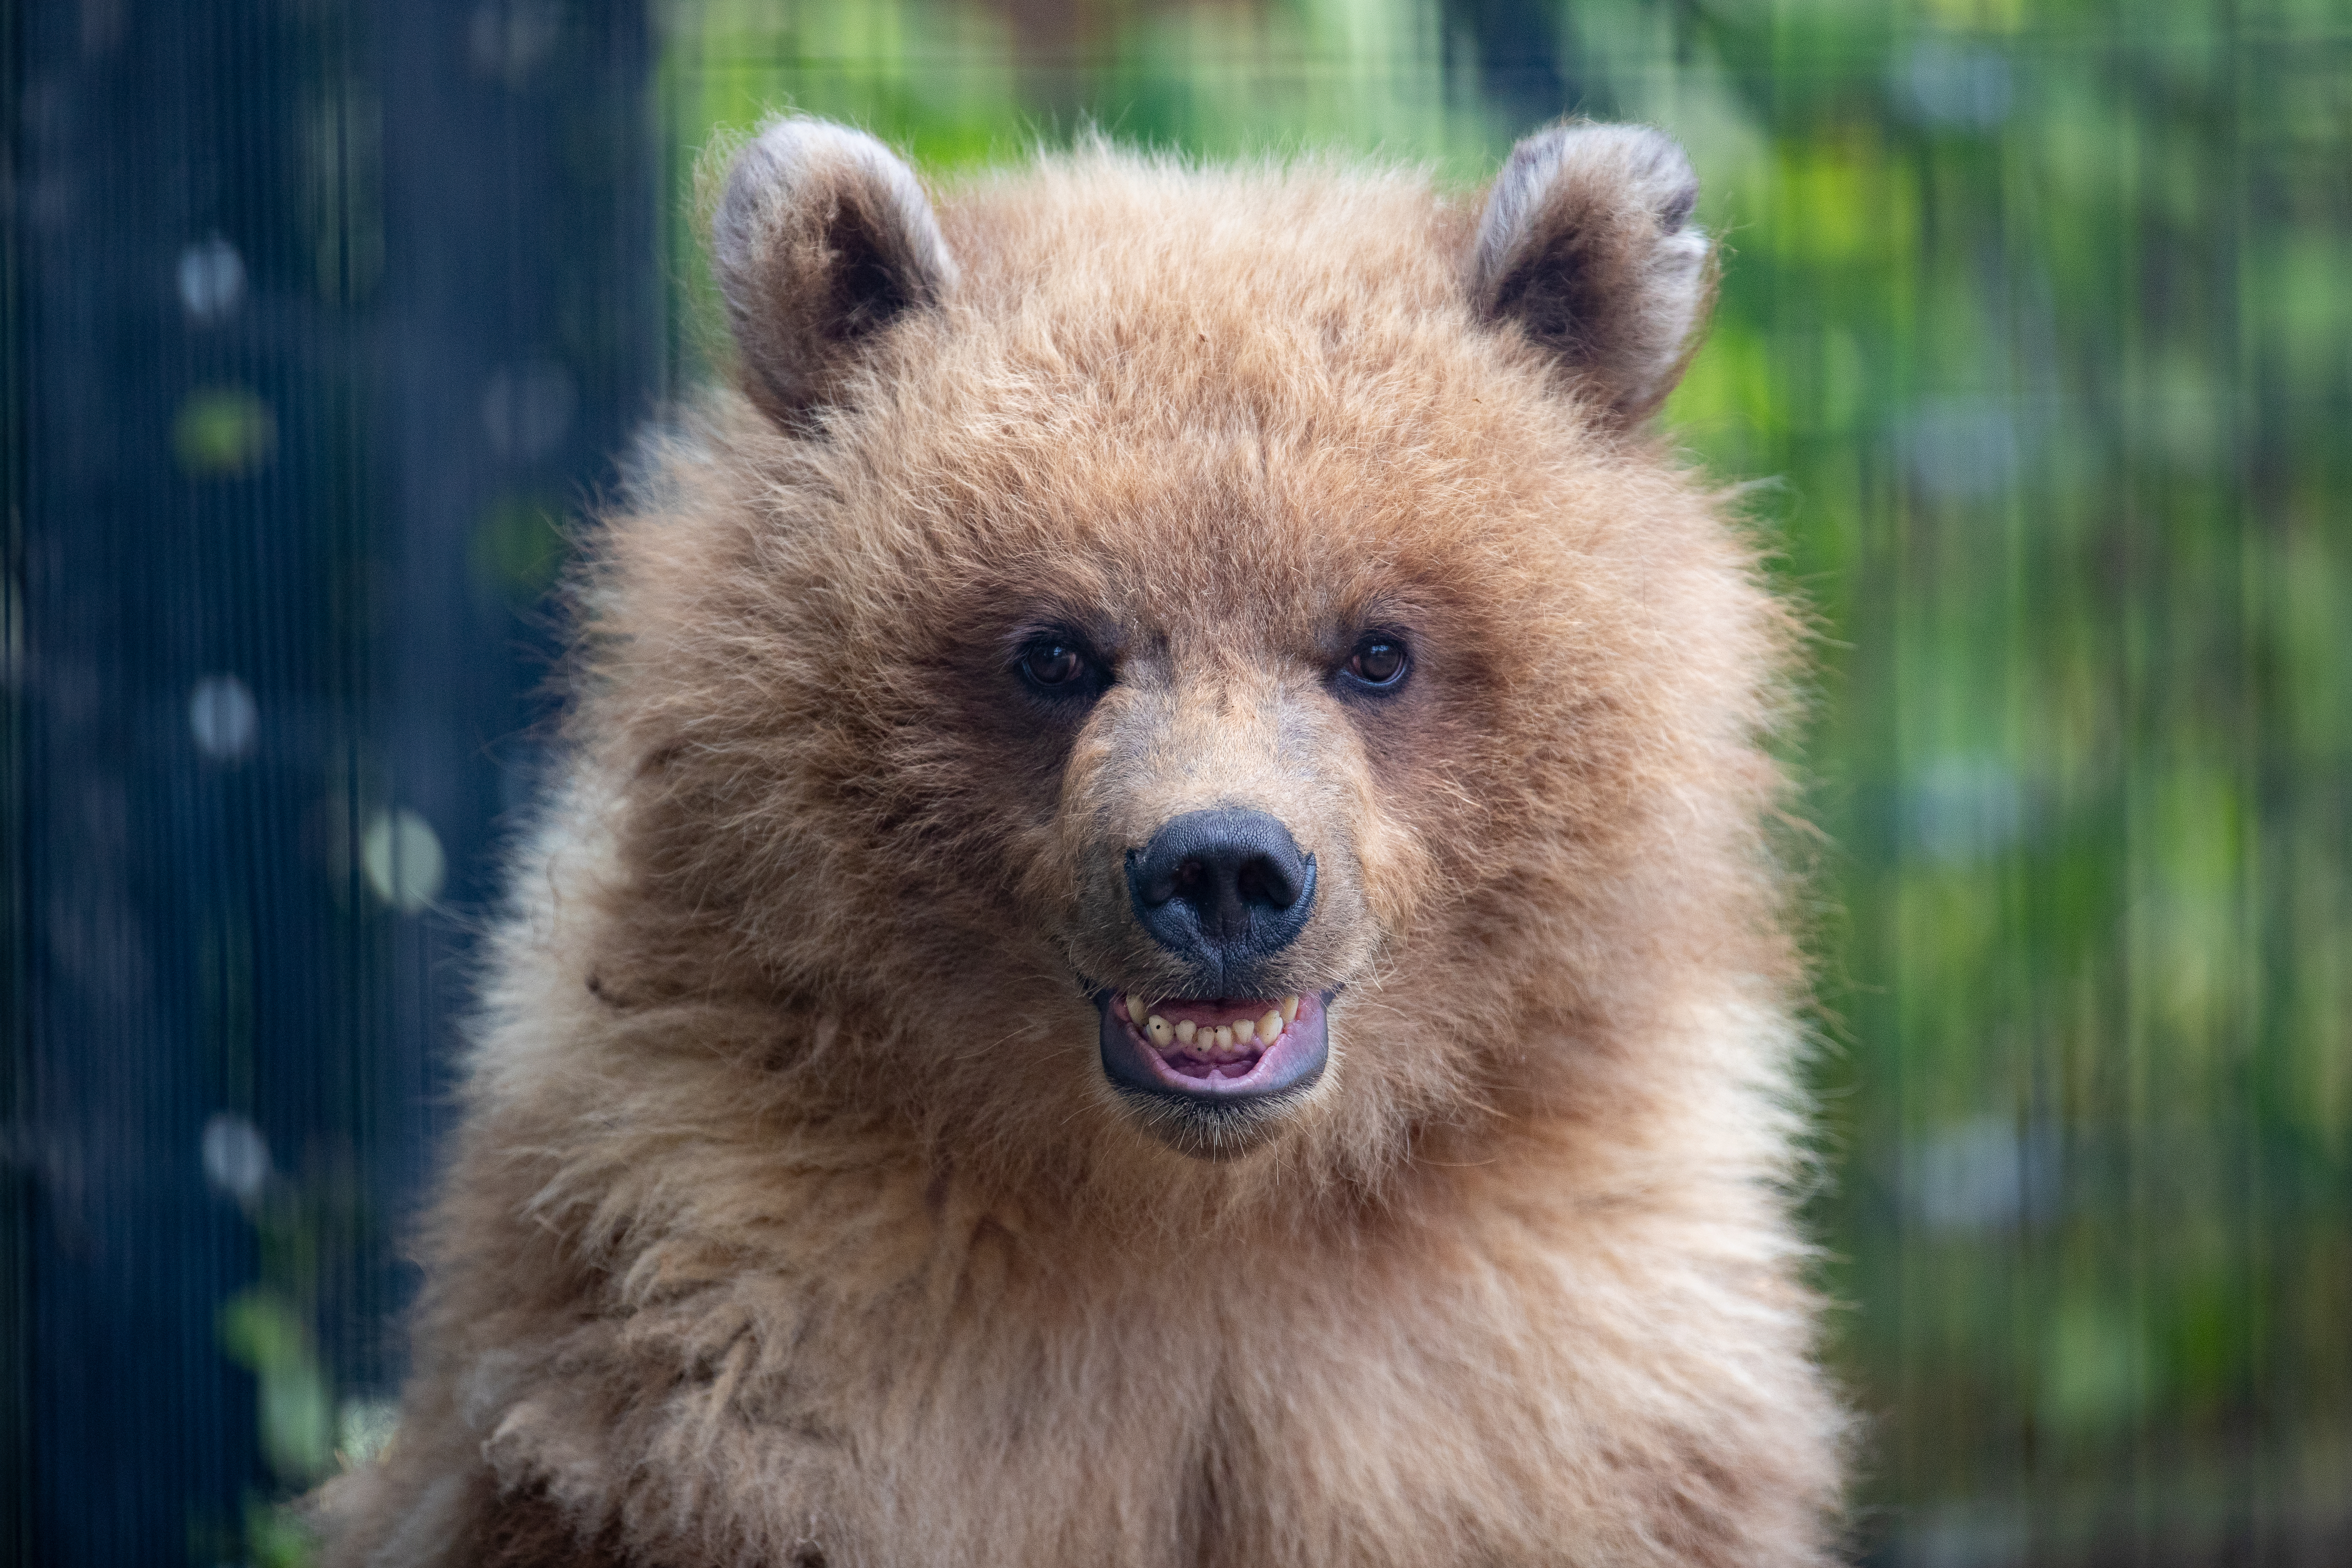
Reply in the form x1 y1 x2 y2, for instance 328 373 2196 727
188 673 259 760
360 808 445 913
481 359 576 461
201 1110 272 1205
177 236 247 322
172 386 277 476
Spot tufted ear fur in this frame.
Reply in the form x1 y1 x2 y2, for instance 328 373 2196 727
711 117 959 426
1470 122 1713 427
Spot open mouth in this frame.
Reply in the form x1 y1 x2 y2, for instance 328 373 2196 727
1096 988 1331 1105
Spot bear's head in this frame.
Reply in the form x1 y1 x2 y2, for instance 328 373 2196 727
574 119 1787 1200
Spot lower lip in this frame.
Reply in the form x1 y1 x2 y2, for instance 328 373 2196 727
1097 991 1331 1103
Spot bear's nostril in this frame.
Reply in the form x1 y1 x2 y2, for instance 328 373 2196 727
1233 854 1297 910
1126 809 1317 973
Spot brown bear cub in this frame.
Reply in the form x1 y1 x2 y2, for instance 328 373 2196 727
319 118 1845 1566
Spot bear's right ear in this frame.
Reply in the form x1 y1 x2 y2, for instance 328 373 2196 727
711 118 958 427
1469 122 1713 428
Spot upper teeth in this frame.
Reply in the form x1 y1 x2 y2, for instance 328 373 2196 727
1129 994 1304 1065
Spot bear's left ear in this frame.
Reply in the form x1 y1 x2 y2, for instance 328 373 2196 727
711 117 959 427
1469 122 1713 427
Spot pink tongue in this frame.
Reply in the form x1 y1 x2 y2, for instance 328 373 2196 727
1162 1054 1262 1082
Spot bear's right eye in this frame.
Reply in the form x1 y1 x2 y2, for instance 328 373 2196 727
1018 638 1097 694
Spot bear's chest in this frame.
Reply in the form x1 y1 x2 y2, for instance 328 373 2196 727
660 1240 1581 1568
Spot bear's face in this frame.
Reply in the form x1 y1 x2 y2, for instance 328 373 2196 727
878 402 1530 1159
598 120 1751 1175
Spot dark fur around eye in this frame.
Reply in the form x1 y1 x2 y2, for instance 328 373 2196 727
1338 633 1411 693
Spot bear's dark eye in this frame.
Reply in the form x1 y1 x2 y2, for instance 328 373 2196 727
1341 634 1410 692
1018 637 1097 694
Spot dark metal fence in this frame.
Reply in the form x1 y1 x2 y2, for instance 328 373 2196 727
2 2 654 1558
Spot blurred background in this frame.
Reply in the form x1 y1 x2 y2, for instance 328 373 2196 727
3 1 2347 1563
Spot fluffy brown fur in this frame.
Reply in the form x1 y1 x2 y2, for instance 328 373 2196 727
318 119 1847 1568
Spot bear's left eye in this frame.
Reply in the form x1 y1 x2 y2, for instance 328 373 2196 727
1018 637 1100 695
1341 634 1411 691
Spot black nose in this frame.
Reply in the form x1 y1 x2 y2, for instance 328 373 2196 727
1126 809 1316 976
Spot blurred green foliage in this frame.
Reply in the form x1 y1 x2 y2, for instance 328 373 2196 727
219 1288 333 1486
468 493 571 613
656 1 2352 1561
171 386 278 478
211 1163 395 1567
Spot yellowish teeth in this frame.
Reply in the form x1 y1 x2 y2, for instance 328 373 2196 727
1125 1000 1309 1058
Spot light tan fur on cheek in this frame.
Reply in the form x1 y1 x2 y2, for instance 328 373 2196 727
1329 726 1435 943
